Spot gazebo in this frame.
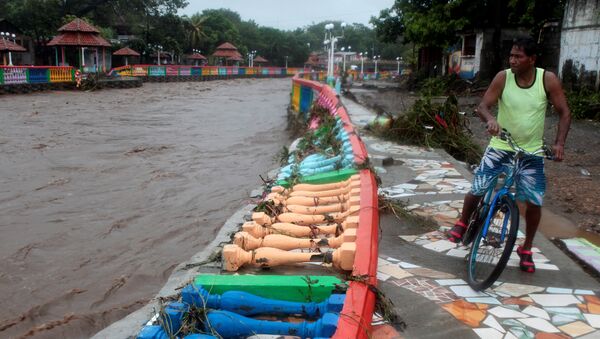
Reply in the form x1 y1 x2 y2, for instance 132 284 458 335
187 52 207 66
149 51 172 65
253 55 268 66
227 55 243 66
47 18 111 72
211 42 242 66
113 47 140 66
0 36 26 66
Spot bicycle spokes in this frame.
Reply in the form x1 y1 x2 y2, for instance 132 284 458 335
467 195 519 291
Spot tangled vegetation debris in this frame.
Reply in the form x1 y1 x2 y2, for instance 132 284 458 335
368 94 482 165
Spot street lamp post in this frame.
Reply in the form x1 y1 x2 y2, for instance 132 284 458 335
340 46 351 72
285 55 288 69
149 44 162 65
396 57 400 74
248 50 256 67
156 45 163 65
359 52 368 80
323 22 346 83
374 55 381 78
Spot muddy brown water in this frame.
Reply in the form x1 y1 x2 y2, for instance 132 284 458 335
0 79 291 338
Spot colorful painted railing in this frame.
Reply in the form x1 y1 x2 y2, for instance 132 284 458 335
109 65 305 78
347 69 392 81
290 74 379 339
0 66 75 85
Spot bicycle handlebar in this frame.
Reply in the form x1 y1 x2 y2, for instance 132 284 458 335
499 129 555 160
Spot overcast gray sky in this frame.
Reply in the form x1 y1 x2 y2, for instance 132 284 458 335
179 0 395 31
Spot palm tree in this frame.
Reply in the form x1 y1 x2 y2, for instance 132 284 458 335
187 14 208 49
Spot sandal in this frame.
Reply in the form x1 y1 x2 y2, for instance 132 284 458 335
447 221 467 243
517 246 536 273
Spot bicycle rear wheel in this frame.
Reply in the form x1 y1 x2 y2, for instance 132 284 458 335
467 195 519 290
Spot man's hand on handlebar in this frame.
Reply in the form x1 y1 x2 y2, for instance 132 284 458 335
486 118 500 136
502 129 558 161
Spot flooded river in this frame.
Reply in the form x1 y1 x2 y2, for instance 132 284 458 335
0 79 290 338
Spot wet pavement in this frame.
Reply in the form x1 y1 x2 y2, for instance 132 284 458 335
342 96 600 338
0 79 291 338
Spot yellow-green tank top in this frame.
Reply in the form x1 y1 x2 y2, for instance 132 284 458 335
489 67 547 153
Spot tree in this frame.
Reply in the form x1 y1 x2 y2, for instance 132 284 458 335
372 0 566 75
196 10 241 53
3 0 64 42
3 3 391 68
372 0 467 48
373 0 566 48
186 14 208 49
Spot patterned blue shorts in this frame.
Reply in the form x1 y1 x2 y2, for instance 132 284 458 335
471 147 546 206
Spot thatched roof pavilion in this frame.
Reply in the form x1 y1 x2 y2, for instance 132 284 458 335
187 52 207 66
47 18 111 72
113 47 140 66
211 42 242 65
253 55 268 65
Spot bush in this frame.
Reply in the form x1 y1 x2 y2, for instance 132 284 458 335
566 89 600 121
417 74 471 97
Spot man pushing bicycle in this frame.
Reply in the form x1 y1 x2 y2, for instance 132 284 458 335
447 37 571 274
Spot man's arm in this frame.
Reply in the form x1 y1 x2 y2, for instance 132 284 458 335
477 71 506 135
544 71 571 161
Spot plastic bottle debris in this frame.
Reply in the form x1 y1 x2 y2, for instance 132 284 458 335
580 168 591 176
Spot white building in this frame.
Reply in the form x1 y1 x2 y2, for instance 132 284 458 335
559 0 600 89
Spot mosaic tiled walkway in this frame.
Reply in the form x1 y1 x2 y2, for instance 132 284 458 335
378 256 600 338
379 159 472 198
371 138 563 269
400 228 560 271
363 136 435 157
560 239 600 274
399 199 560 271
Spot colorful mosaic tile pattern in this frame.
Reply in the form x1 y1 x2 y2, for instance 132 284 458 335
399 200 560 271
380 178 471 198
378 157 472 198
363 137 435 157
405 200 464 227
378 257 600 338
399 228 559 271
393 277 458 304
560 238 600 274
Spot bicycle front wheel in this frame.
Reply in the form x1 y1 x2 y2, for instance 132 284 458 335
467 195 519 290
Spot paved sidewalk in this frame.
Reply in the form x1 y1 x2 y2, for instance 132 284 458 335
342 96 600 339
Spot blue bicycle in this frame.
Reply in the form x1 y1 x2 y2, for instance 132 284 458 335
461 129 554 290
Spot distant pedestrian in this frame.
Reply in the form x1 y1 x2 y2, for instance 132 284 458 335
447 37 571 273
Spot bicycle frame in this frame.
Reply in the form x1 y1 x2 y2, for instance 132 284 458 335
479 180 514 245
